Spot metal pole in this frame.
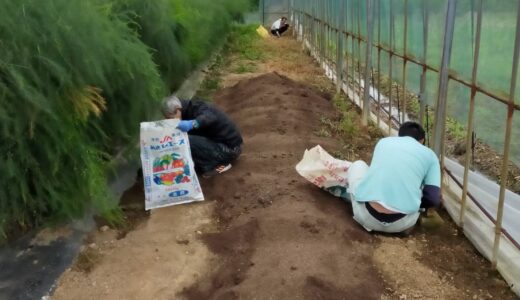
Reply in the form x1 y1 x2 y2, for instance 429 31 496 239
345 0 349 89
261 0 265 26
362 0 374 125
357 0 362 98
321 0 325 63
388 0 394 135
401 0 408 123
330 0 333 62
327 0 331 63
492 0 520 269
432 0 457 157
311 1 315 50
393 1 400 125
301 3 306 49
298 3 302 40
291 0 296 38
351 0 356 89
317 0 320 50
419 0 429 126
460 0 482 228
376 0 381 127
325 0 329 62
321 0 324 61
337 0 345 93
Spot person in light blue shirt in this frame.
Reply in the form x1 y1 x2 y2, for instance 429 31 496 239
347 121 441 233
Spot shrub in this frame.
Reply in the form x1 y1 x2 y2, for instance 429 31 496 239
0 0 162 239
0 0 250 241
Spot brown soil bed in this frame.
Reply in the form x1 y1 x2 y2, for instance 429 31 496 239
181 72 385 299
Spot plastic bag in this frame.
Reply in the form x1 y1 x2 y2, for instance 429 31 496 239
140 119 204 210
295 145 351 198
256 25 270 38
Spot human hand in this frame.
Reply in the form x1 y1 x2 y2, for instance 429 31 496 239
177 120 194 132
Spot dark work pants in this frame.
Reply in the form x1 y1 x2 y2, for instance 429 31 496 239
188 135 241 173
271 24 289 36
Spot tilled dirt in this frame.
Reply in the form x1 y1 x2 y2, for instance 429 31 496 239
180 72 384 299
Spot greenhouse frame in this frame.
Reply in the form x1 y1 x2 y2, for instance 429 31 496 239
286 0 520 294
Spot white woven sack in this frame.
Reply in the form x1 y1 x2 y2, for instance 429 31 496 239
140 119 204 210
295 145 351 198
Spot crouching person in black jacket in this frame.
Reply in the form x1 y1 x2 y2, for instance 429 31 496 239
162 95 243 178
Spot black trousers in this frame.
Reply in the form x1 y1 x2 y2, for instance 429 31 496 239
188 135 241 173
271 24 289 36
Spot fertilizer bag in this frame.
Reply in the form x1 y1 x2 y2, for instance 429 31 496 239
295 145 352 199
140 119 204 210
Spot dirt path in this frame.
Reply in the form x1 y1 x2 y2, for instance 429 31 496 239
52 33 516 300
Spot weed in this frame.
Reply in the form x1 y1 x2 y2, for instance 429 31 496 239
314 128 332 138
203 78 221 91
409 97 420 115
74 247 102 273
333 148 354 161
330 94 359 136
319 116 336 130
197 77 221 98
227 24 264 61
333 93 349 112
339 112 357 136
234 63 257 74
446 117 466 141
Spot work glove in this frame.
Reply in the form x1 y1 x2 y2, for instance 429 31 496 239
177 120 195 132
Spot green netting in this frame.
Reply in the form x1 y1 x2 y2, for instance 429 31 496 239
479 1 517 100
293 0 520 164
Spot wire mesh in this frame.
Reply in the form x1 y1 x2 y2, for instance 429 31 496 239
291 0 520 270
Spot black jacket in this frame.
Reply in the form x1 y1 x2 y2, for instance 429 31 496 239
180 99 243 148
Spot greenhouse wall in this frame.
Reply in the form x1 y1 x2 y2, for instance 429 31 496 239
260 0 291 26
290 0 520 296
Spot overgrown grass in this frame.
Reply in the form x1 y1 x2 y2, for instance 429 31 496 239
0 0 250 242
233 63 257 74
446 117 467 141
171 0 250 66
196 54 226 99
196 24 262 98
0 0 163 240
227 24 264 61
333 94 359 136
314 95 360 142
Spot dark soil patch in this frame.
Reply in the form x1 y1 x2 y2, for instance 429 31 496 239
304 276 380 300
181 72 386 299
181 219 259 299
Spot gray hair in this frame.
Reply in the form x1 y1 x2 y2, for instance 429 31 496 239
161 95 182 117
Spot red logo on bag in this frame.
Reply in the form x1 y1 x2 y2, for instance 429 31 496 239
160 135 173 143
